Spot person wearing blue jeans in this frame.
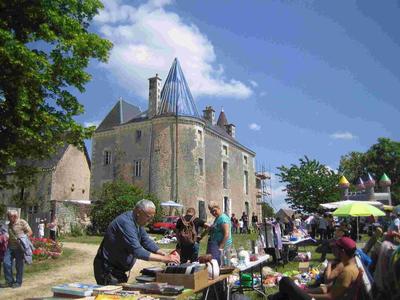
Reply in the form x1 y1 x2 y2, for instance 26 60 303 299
3 210 32 288
3 247 25 287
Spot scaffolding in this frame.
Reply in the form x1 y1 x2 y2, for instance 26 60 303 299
255 162 273 209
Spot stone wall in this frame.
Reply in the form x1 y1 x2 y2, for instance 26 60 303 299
54 200 92 234
91 115 258 221
51 145 91 201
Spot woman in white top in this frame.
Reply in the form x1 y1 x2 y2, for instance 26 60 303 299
38 220 45 238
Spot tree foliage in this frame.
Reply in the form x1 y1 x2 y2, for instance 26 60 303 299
339 138 400 203
0 0 112 188
277 156 341 213
261 202 274 219
90 181 162 234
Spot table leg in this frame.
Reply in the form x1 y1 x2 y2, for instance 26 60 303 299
239 270 243 294
204 287 210 300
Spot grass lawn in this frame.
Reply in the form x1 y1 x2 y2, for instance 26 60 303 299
59 233 368 299
60 235 103 244
24 248 77 278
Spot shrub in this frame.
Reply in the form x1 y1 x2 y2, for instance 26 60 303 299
70 222 85 237
90 180 161 233
30 237 63 260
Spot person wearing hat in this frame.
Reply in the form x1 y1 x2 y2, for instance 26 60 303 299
268 236 359 300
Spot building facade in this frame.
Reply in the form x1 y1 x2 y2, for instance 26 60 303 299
0 144 91 233
91 59 260 219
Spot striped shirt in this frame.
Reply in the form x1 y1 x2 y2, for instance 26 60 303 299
8 219 31 249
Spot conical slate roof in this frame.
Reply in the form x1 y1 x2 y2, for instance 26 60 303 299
217 108 228 127
158 58 200 118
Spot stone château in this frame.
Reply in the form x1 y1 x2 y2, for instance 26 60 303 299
91 58 260 219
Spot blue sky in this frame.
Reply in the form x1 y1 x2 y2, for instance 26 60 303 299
75 0 400 210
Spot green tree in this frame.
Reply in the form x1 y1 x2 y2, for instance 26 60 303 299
277 156 341 213
339 138 400 203
0 0 112 188
338 151 367 184
90 181 162 234
261 202 274 219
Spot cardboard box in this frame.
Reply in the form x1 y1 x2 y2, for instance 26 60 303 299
298 262 309 273
156 268 208 290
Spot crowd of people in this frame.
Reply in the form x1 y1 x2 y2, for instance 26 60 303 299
230 212 258 234
268 209 400 300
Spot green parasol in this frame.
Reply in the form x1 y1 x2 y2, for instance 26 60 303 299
332 202 385 217
333 202 385 242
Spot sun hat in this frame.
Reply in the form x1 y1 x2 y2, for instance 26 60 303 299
335 236 356 252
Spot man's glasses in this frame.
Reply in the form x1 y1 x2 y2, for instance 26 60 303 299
141 209 154 220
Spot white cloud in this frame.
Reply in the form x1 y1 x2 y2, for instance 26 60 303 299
84 120 101 128
94 0 252 99
249 123 261 131
330 131 357 140
249 80 258 88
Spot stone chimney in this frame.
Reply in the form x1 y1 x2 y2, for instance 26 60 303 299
203 106 215 125
148 74 162 119
226 124 236 138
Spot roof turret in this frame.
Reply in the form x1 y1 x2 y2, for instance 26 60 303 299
217 108 228 127
157 58 200 118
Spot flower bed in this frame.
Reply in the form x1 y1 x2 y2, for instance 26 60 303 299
30 238 63 261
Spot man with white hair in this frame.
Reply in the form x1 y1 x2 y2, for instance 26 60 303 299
4 210 32 288
93 199 180 285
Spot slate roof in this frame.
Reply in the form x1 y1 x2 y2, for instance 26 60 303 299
157 58 200 118
206 122 255 155
96 99 141 132
217 109 228 128
9 144 91 172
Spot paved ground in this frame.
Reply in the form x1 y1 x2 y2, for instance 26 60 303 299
0 242 164 300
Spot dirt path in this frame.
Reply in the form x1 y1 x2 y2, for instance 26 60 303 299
1 242 165 300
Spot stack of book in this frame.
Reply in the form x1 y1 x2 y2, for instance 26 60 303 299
52 283 102 298
92 285 123 295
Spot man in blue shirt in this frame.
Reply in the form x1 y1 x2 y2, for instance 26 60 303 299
94 199 180 285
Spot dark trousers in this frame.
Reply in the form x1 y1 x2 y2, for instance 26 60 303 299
319 229 327 241
93 253 128 285
50 230 56 241
180 243 200 263
311 225 317 239
270 277 312 300
318 239 332 261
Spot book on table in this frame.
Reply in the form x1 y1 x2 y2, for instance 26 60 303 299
51 283 102 296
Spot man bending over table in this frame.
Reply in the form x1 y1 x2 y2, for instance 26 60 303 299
94 199 180 285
